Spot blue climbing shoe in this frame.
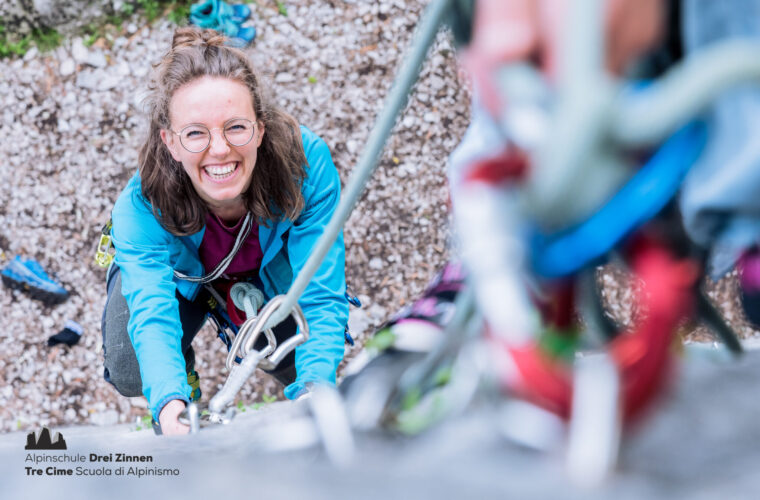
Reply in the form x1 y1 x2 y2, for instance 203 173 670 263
225 26 256 47
190 0 252 35
230 3 251 23
1 256 69 305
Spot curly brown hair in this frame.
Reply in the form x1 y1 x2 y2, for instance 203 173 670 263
139 27 307 235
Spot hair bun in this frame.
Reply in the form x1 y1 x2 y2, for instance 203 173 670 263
171 26 226 50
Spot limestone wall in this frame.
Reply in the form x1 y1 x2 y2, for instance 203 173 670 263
1 0 127 37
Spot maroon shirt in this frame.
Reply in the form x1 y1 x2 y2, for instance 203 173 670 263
199 212 264 325
199 212 263 276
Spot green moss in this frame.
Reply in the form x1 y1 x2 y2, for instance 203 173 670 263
168 2 192 26
84 33 98 47
107 14 125 29
0 0 196 60
121 3 136 16
137 0 161 22
0 23 61 58
31 27 62 52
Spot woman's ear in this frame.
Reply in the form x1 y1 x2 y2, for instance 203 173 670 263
256 121 265 148
160 129 182 162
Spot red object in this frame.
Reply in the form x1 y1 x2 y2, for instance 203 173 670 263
463 148 528 184
611 242 697 421
209 279 248 327
492 239 697 424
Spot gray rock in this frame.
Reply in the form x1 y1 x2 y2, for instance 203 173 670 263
1 0 120 38
116 60 131 77
348 309 371 338
86 50 108 69
275 72 296 83
71 38 89 64
23 47 39 61
75 69 101 90
59 58 76 76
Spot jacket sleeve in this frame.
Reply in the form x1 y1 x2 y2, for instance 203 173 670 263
111 184 191 420
283 132 349 399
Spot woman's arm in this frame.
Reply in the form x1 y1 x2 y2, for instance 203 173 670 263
111 176 193 421
282 129 349 399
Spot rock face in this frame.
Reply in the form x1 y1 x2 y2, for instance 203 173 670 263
0 0 121 38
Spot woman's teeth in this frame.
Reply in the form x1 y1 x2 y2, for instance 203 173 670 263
204 162 237 179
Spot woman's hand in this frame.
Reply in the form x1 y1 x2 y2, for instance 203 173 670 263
158 399 190 435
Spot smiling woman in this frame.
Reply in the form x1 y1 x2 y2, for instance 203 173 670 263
100 27 349 436
160 77 265 222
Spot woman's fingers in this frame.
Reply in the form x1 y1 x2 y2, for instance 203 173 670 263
158 399 191 436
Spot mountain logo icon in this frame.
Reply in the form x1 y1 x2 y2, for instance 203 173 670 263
25 427 67 450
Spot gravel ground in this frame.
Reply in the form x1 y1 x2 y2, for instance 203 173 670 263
0 0 756 434
0 0 467 432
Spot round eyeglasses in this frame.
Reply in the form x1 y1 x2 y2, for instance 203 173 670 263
171 118 256 153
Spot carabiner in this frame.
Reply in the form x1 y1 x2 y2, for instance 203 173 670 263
94 220 115 268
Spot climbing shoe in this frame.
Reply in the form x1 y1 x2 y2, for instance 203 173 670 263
190 0 250 25
1 256 69 305
189 0 255 46
225 26 256 47
187 369 202 402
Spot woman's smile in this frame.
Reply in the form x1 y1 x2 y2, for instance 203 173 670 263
202 161 241 183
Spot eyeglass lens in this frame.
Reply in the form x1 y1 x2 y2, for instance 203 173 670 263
179 119 255 153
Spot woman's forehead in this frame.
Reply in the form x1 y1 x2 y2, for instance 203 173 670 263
170 76 255 124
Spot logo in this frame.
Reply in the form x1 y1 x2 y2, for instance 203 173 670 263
25 427 67 450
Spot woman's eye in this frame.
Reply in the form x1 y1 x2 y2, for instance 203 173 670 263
185 129 207 138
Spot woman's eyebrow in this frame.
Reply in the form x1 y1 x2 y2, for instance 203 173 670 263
177 117 255 128
176 121 208 129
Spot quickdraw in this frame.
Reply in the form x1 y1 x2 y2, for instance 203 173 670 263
94 219 115 268
207 293 309 418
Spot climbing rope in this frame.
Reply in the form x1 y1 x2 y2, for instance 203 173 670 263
257 0 454 333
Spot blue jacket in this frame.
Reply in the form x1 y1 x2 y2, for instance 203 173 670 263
111 126 348 420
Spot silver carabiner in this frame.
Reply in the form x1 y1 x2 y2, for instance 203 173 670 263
258 297 310 370
225 305 279 371
210 295 311 414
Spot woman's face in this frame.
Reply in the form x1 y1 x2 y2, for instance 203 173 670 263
160 76 265 214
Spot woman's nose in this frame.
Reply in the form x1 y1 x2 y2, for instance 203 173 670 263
207 129 230 156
